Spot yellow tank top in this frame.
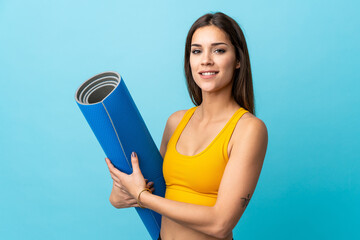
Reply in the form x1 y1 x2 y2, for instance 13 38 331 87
163 106 249 206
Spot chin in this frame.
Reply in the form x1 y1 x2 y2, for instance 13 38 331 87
195 79 232 94
194 81 217 92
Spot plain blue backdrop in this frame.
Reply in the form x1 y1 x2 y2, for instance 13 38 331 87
1 0 359 239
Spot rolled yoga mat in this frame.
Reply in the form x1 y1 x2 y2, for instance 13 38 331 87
75 71 165 240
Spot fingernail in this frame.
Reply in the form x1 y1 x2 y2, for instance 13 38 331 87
131 152 135 157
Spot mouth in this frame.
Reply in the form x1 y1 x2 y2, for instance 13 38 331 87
199 71 219 76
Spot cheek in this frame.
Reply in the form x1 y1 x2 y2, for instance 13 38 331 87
216 62 235 86
221 57 237 75
222 56 237 69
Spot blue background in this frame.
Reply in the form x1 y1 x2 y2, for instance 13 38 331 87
1 0 359 239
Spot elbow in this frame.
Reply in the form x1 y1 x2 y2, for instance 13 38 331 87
208 207 239 239
212 228 232 239
211 220 233 239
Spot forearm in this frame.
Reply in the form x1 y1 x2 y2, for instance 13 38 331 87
140 191 222 237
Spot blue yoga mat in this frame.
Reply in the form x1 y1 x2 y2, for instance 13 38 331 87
75 71 165 239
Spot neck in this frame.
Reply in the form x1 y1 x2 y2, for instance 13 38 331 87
197 85 240 121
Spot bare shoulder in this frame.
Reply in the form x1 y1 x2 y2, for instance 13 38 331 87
159 109 188 157
231 112 268 151
165 109 188 133
227 112 268 164
238 113 267 136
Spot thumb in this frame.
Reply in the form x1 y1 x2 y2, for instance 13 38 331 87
131 152 140 174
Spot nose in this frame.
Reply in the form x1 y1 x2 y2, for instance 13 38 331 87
201 50 214 66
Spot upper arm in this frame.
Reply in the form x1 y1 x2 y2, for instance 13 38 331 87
214 117 268 236
159 110 187 158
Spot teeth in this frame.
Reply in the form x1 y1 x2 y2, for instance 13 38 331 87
201 72 217 76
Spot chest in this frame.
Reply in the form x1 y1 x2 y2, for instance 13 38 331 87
163 113 238 195
176 119 230 156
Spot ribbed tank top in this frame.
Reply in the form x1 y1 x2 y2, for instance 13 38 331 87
163 106 249 206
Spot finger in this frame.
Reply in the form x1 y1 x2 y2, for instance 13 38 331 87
110 172 121 183
110 171 122 185
110 173 120 182
146 181 154 187
106 158 128 179
105 158 117 176
114 184 132 197
108 168 118 179
114 183 128 192
106 158 118 172
129 199 138 204
113 180 122 188
120 188 129 194
131 152 141 174
116 185 131 195
119 186 130 194
150 187 155 193
105 157 112 168
113 182 122 188
131 203 140 208
105 158 114 175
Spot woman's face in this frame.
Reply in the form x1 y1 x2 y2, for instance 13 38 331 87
190 25 240 94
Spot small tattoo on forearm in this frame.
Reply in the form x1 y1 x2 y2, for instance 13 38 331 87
241 194 251 208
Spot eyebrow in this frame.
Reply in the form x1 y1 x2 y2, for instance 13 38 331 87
191 42 229 47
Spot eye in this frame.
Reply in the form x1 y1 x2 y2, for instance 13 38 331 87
214 49 226 54
191 49 201 54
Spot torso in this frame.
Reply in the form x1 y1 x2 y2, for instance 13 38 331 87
160 107 252 240
161 217 233 240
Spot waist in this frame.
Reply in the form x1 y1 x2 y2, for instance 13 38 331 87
165 186 217 207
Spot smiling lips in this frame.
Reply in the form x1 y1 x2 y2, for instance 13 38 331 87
199 71 219 79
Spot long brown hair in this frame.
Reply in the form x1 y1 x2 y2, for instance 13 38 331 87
184 12 255 115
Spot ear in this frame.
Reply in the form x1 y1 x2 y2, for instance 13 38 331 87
235 60 240 69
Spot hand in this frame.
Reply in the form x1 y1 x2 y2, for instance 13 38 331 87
109 180 154 208
105 152 153 201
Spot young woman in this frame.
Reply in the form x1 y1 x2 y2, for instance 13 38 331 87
105 12 268 240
